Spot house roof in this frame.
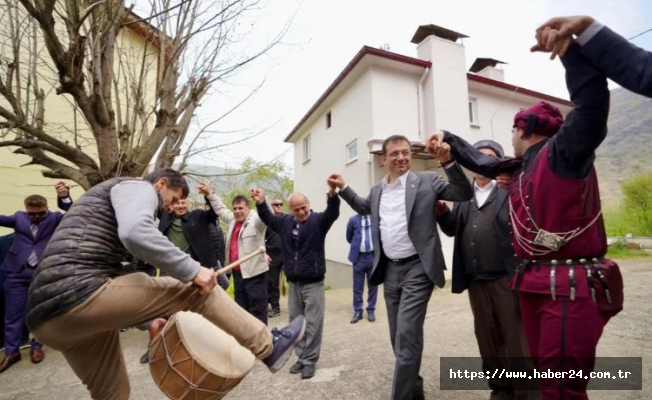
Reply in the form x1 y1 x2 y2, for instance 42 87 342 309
123 10 164 48
467 73 573 107
285 47 572 142
284 47 431 142
469 57 507 73
411 24 469 44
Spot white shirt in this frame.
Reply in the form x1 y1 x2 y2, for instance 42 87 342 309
474 180 496 208
359 215 374 253
379 171 417 259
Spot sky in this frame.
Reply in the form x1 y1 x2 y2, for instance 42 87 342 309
137 0 652 172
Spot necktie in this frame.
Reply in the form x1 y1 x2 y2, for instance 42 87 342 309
27 223 39 266
364 216 371 253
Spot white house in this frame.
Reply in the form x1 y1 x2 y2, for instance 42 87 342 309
285 24 572 289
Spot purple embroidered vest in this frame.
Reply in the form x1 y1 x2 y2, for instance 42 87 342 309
509 145 607 297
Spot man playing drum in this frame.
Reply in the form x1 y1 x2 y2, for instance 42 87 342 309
24 168 306 400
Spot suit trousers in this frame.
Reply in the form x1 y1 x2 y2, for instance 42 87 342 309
0 270 29 348
467 277 539 400
384 258 434 400
3 266 41 355
233 271 269 325
288 280 324 365
32 272 273 400
519 292 605 400
267 255 283 312
352 252 377 313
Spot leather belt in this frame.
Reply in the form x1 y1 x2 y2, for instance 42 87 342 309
359 251 374 255
388 254 419 266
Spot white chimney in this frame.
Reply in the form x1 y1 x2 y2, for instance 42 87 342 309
412 24 470 140
469 58 507 82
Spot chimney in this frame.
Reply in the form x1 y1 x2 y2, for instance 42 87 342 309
469 58 507 82
412 24 470 141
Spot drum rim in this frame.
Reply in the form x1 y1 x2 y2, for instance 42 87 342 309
175 311 255 379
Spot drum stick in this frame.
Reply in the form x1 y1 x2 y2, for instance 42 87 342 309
215 246 266 276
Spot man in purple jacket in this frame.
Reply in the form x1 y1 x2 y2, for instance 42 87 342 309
0 182 73 373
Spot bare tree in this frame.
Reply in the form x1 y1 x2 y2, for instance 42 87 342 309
0 0 292 189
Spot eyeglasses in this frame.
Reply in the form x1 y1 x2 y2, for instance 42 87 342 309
271 203 283 207
27 211 47 217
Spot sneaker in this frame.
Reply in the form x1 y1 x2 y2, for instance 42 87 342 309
289 360 303 374
269 309 281 318
19 339 31 350
301 364 316 379
262 315 306 373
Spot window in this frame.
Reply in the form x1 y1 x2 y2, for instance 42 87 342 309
468 97 479 125
346 140 358 163
303 134 311 163
326 111 332 129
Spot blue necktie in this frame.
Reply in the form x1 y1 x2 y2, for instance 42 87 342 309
363 216 371 253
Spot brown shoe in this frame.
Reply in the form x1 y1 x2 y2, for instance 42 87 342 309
30 348 44 364
0 353 22 373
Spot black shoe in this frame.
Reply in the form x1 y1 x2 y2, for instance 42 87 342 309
413 376 425 400
140 349 150 364
262 315 306 373
301 364 315 379
289 360 303 374
350 311 363 324
367 312 376 322
269 309 281 318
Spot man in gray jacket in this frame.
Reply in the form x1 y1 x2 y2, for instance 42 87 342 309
25 168 305 400
328 135 473 400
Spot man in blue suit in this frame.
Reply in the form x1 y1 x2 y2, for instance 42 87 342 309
0 182 73 373
346 213 378 323
0 233 29 352
531 15 652 98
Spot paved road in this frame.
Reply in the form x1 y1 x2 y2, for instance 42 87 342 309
1 260 650 399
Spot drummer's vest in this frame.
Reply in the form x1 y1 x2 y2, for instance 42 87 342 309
26 177 143 330
509 145 607 297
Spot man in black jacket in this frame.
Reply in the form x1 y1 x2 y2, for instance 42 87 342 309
266 198 285 318
140 183 229 363
436 140 535 400
252 187 340 380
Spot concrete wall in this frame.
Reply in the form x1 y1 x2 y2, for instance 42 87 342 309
292 71 374 268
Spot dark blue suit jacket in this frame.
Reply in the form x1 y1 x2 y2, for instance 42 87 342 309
346 214 373 264
582 26 652 98
0 197 72 272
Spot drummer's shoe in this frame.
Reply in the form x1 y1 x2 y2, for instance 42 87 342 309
263 315 307 373
301 364 315 379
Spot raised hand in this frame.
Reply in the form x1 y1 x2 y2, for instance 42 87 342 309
327 174 345 189
426 132 452 163
531 16 594 59
197 182 213 196
250 188 265 204
54 181 69 198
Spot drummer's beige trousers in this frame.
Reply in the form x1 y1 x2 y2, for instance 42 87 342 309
33 272 273 400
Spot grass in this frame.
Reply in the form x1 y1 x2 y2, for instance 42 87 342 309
606 242 651 260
